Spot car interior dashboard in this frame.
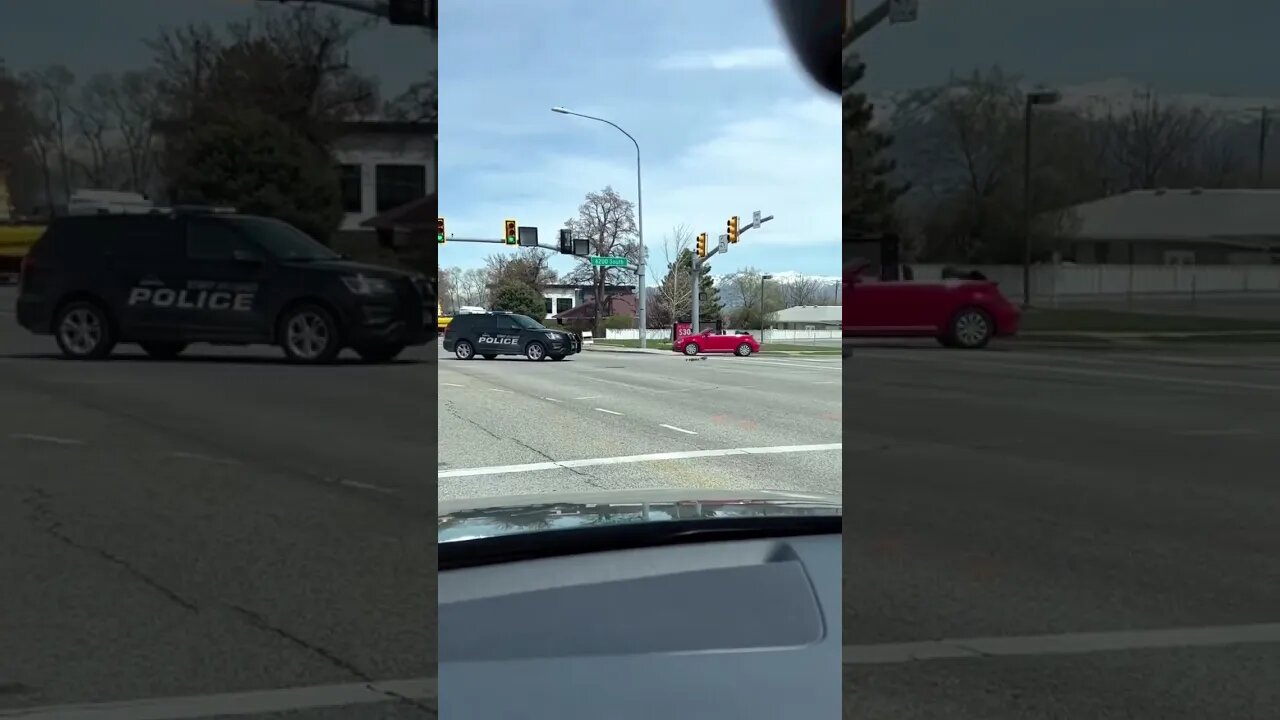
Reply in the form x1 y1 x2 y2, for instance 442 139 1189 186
438 523 841 719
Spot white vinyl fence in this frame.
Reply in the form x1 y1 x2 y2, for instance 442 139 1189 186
911 264 1280 303
599 328 839 343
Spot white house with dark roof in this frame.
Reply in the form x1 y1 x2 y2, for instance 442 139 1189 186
1060 189 1280 265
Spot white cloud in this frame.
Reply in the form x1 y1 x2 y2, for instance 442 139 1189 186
446 95 839 266
657 47 790 71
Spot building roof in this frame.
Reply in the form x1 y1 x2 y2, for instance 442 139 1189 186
359 194 437 230
771 305 841 325
1064 189 1280 242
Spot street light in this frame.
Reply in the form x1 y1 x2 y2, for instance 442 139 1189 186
551 106 647 347
1022 88 1061 308
760 274 773 342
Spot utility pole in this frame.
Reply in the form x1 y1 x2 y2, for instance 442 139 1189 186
1258 106 1272 186
691 213 774 334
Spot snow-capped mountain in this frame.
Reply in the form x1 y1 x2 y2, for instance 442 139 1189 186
866 77 1279 129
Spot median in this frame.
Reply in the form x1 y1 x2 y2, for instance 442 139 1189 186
1016 308 1280 345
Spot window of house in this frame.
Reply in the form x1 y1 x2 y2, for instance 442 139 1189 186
338 164 362 214
544 297 553 316
375 164 426 213
556 297 573 314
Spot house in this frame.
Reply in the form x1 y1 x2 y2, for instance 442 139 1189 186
332 121 437 244
151 119 436 250
770 305 841 330
1059 189 1280 265
543 283 637 322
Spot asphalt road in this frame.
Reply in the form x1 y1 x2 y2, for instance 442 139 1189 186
0 288 437 719
437 343 842 501
845 340 1280 719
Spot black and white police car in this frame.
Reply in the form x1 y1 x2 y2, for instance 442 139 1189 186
14 207 432 364
442 310 581 361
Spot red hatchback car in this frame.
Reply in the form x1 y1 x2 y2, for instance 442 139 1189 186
842 262 1021 355
673 329 760 356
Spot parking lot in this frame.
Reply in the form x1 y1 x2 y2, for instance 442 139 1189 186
0 287 437 718
845 341 1280 719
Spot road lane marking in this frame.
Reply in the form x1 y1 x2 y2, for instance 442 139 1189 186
543 397 562 402
166 451 241 466
489 388 512 393
438 443 842 479
0 677 437 719
594 408 623 415
1174 428 1261 436
442 382 464 387
574 395 601 400
337 479 397 494
855 352 1280 392
844 622 1280 665
8 433 85 445
660 423 698 435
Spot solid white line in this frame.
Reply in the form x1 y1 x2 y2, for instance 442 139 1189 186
438 443 842 479
660 423 698 435
8 433 85 445
843 622 1280 665
0 677 438 720
858 352 1280 392
543 397 562 402
1174 428 1261 436
594 408 623 415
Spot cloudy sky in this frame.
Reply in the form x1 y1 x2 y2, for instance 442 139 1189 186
438 0 840 281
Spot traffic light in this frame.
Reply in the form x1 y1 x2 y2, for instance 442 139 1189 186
558 228 572 254
437 217 446 244
727 215 739 244
696 232 707 258
504 219 518 245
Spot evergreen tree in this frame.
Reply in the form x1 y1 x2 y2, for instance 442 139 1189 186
843 55 907 238
655 249 722 325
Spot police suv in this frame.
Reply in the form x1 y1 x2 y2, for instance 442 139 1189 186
15 208 432 363
442 310 580 361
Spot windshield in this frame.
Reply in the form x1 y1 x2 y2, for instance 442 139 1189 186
510 313 545 330
438 0 841 563
226 217 342 261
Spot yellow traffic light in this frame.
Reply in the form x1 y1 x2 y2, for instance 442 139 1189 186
504 219 517 245
696 232 707 258
727 215 739 244
437 217 446 244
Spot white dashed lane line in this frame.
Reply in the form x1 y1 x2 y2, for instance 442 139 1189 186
660 423 698 435
543 397 561 402
594 408 623 416
441 382 464 387
8 433 85 445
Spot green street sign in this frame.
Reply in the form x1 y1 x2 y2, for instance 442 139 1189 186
589 256 627 267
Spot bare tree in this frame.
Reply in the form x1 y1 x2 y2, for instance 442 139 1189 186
70 74 117 188
454 268 489 307
147 6 378 143
648 224 694 327
562 186 640 335
781 275 826 306
385 78 437 125
24 65 77 204
1104 89 1215 189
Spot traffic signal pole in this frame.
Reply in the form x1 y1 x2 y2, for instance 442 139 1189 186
690 214 773 334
